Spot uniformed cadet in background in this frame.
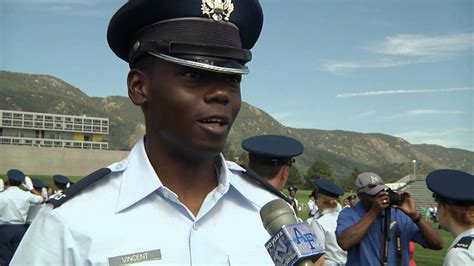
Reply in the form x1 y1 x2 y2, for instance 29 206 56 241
426 169 474 266
25 179 47 230
345 194 356 208
288 185 300 217
241 134 304 191
12 1 283 265
50 174 70 196
310 179 347 266
0 178 4 192
0 169 44 265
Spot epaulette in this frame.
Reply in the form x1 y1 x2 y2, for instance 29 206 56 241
239 165 293 205
454 236 474 250
47 168 112 209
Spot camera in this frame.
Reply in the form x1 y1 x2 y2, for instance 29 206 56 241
381 188 407 206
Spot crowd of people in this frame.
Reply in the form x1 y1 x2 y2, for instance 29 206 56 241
1 0 472 265
0 170 72 264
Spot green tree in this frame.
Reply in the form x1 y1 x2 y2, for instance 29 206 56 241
304 160 334 189
342 166 362 192
287 165 303 188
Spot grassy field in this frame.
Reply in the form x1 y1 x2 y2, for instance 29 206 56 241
290 189 451 265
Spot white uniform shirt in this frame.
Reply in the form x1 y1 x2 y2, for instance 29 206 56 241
25 202 45 224
444 228 474 266
12 138 277 265
0 178 4 192
0 186 43 225
310 207 347 266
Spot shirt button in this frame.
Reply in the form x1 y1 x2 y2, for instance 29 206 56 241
193 223 199 231
163 191 168 198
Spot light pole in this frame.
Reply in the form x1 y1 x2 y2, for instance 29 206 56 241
412 160 417 181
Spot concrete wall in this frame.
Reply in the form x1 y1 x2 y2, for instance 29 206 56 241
0 145 129 176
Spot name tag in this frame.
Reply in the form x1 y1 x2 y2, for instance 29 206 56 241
108 249 162 265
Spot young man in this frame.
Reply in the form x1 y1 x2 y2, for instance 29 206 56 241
336 172 443 265
12 1 278 264
346 194 357 208
242 134 304 191
288 185 300 217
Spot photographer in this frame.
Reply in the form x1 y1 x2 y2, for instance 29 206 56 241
336 172 443 266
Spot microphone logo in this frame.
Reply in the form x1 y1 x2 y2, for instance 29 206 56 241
265 223 323 266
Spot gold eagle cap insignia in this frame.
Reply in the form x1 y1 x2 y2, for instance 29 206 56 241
201 0 234 22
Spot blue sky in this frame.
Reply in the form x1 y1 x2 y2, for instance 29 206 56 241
1 0 473 151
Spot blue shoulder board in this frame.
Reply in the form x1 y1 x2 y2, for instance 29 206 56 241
454 236 473 250
240 165 292 205
47 168 112 208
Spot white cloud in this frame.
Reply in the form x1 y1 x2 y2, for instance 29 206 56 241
395 128 473 151
321 57 426 72
385 109 464 120
370 33 473 57
322 32 473 72
336 87 473 98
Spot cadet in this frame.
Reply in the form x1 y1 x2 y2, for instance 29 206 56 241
241 134 304 191
310 179 347 266
25 179 47 230
344 195 356 208
0 178 4 192
288 185 300 216
12 1 280 264
0 169 44 265
426 169 474 266
47 174 70 200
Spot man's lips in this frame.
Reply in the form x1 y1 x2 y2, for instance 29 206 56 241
197 115 230 126
196 115 231 135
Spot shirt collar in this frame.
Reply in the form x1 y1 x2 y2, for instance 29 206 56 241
114 137 275 213
115 137 162 213
320 207 339 216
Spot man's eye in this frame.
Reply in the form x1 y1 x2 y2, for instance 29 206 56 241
182 71 200 79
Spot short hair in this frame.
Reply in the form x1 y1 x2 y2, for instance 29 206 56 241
8 180 22 187
130 55 157 74
317 193 339 209
248 160 283 180
439 201 474 226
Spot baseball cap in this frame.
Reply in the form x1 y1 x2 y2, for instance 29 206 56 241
355 172 388 195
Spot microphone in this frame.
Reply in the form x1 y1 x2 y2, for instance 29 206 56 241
260 199 324 266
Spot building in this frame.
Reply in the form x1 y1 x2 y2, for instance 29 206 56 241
0 110 109 150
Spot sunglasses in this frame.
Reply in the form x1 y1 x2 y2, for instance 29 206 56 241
357 182 384 192
287 158 296 167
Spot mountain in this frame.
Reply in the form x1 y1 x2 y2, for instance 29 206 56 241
1 70 472 180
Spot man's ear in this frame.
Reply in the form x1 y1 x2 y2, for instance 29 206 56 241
278 165 290 189
127 69 149 106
